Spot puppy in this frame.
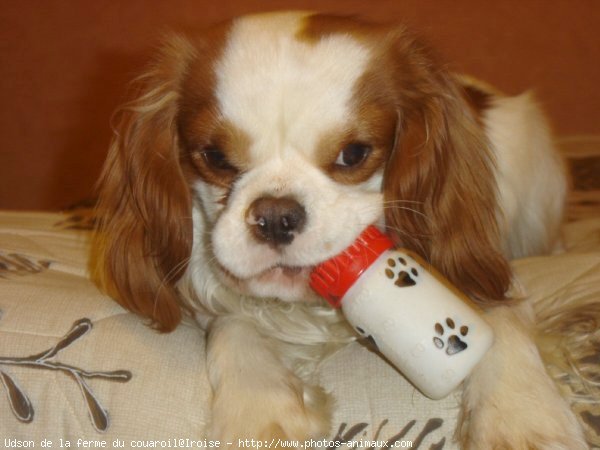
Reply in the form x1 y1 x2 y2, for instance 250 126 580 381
93 11 588 449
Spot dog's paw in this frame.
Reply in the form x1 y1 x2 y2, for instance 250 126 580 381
458 393 588 450
208 381 330 449
456 304 590 450
458 354 588 450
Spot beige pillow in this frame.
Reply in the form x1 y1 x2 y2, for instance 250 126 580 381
1 211 599 448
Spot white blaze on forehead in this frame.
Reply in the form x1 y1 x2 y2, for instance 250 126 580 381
215 12 372 160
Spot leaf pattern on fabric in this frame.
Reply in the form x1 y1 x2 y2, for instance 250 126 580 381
72 371 110 432
330 418 446 449
0 253 52 278
31 319 92 360
0 370 34 423
0 318 132 432
53 206 97 231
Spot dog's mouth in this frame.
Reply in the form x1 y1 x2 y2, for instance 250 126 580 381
217 260 311 279
253 264 314 301
214 260 315 301
256 264 311 281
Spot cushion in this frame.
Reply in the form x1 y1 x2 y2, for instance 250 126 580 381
1 210 599 448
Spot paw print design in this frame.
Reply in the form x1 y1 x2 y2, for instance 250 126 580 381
355 326 379 351
433 318 469 355
384 256 419 287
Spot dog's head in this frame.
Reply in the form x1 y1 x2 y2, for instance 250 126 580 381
93 12 511 331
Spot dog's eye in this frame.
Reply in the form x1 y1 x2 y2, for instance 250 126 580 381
198 146 236 173
335 143 372 168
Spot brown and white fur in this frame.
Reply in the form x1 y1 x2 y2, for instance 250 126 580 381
93 12 588 449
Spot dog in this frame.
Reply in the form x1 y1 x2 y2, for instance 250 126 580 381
92 11 588 449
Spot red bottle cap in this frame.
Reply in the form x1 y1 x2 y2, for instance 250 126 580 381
310 225 394 308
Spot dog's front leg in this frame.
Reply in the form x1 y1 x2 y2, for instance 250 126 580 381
206 316 330 448
457 302 588 450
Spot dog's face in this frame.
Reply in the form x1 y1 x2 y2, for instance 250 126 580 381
94 12 511 331
178 13 397 301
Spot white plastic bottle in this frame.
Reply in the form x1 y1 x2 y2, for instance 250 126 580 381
310 226 494 399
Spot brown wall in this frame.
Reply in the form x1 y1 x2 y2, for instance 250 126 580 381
1 1 599 211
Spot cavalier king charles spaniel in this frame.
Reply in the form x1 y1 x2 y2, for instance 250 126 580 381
93 11 588 449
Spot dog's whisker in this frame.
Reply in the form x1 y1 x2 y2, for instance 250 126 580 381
153 254 194 316
382 204 432 225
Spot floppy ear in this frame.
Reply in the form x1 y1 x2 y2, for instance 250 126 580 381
92 36 196 332
382 30 512 305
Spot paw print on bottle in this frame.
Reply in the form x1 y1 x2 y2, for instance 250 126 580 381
384 256 419 287
433 318 469 355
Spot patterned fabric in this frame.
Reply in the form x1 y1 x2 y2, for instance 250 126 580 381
0 318 131 431
0 212 210 440
560 136 600 221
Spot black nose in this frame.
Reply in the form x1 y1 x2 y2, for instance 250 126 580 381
247 196 307 247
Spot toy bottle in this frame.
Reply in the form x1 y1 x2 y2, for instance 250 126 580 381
310 225 494 399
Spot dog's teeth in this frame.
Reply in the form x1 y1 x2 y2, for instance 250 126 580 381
281 266 302 276
266 264 305 277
